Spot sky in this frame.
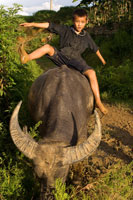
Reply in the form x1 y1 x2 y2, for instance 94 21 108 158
0 0 81 16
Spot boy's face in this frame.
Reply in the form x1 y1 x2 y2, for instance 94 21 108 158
73 15 88 33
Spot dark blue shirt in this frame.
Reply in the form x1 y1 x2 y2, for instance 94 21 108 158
47 22 99 59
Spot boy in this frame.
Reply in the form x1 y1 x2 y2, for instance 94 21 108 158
19 8 108 114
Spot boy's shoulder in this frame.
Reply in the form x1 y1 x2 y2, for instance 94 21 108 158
48 22 92 39
47 22 69 34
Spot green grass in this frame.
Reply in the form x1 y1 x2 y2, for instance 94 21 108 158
53 161 133 200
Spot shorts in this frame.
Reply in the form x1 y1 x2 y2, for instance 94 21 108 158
46 47 93 74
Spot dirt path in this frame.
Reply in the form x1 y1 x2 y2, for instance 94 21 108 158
70 103 133 184
99 103 133 164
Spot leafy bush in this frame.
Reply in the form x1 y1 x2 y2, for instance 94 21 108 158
24 6 76 26
96 59 133 100
0 4 42 119
32 10 56 22
53 179 70 200
81 29 133 101
0 4 42 199
53 6 75 25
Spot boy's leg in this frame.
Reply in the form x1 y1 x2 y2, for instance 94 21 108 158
18 43 55 64
83 69 108 115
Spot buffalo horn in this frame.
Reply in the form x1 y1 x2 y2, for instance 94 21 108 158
62 110 101 165
10 101 38 159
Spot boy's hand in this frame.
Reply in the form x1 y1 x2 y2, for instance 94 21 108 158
19 23 34 27
96 50 106 66
19 22 49 29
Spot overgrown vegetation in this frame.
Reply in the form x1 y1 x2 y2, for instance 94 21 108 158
74 0 132 26
53 161 133 200
83 30 133 102
0 4 42 200
0 1 132 199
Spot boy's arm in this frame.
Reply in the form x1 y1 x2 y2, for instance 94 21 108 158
87 33 106 65
19 22 49 29
19 22 67 36
96 50 106 65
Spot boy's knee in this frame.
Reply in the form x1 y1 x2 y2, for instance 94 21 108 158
44 44 51 49
83 69 96 78
44 44 54 56
44 44 52 51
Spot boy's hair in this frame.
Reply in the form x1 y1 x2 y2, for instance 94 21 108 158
73 8 88 20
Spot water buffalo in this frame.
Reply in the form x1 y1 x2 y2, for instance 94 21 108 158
10 65 101 189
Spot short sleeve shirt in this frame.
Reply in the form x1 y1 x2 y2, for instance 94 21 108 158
47 22 99 59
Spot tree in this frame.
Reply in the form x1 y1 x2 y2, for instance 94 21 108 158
73 0 132 25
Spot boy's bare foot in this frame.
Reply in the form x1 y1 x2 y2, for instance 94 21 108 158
18 44 29 64
96 100 108 115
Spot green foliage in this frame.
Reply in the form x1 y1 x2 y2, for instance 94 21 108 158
93 28 133 65
24 6 76 25
53 162 133 200
53 7 75 25
0 160 27 199
53 179 70 200
32 10 56 22
96 60 133 100
111 30 132 58
75 0 132 26
81 29 133 101
0 5 42 199
86 161 133 200
29 121 42 140
0 4 42 121
0 4 42 97
0 4 22 97
0 155 39 200
0 162 24 199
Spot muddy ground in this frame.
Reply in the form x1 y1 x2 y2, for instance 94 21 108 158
69 103 133 186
